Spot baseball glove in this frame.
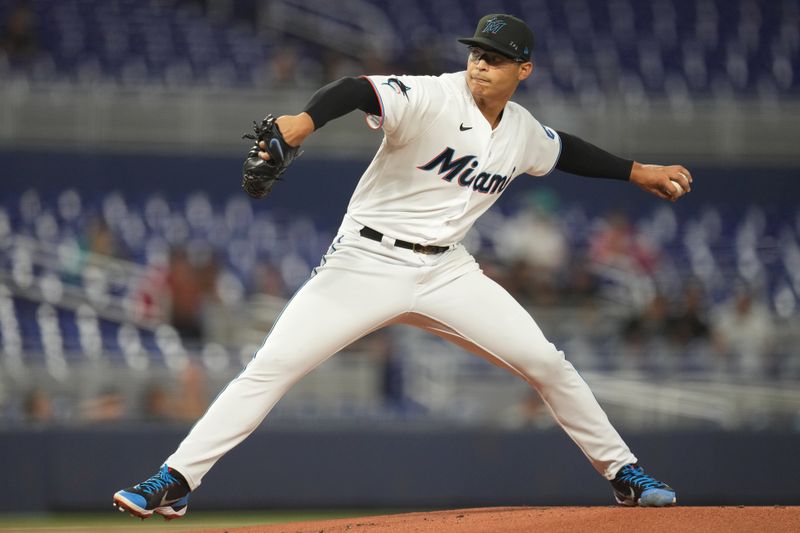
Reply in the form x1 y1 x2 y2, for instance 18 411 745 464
241 114 302 199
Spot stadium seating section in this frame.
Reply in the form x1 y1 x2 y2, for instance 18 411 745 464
0 0 797 98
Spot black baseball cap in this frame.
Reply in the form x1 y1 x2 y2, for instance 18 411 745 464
458 14 534 62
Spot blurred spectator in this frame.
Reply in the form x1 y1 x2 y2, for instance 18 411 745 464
590 211 659 274
141 364 209 423
622 291 670 347
259 44 324 89
132 264 169 323
83 217 122 258
348 328 396 403
175 361 210 421
712 284 776 377
494 189 567 305
666 282 710 348
79 388 126 423
23 387 53 424
560 253 600 305
253 260 288 298
268 44 303 88
0 1 39 67
142 384 172 422
166 247 219 342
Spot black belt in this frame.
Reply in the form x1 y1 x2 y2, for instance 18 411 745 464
359 226 449 255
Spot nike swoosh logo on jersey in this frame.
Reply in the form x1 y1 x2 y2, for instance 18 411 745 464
459 124 472 131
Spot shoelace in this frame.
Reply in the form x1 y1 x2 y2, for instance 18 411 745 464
137 466 179 495
616 466 665 490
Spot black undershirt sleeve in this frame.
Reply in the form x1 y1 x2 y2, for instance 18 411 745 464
554 131 633 181
304 86 631 180
302 77 381 130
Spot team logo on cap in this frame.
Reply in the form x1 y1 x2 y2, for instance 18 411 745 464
482 17 507 34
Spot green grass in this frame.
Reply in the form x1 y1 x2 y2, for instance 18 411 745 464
0 509 405 532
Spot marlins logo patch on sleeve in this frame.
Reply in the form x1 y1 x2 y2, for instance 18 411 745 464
382 78 411 100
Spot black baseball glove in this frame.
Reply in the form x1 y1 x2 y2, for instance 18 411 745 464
241 114 302 199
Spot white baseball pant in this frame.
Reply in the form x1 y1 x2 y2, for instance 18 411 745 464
166 214 636 488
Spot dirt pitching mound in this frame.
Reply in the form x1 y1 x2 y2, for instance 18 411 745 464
197 505 800 533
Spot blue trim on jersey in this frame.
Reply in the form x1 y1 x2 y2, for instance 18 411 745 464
542 127 562 177
360 76 385 130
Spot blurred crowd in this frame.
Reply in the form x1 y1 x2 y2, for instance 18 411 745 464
15 360 210 425
2 0 797 99
2 185 797 427
44 190 800 361
0 0 445 91
476 196 787 379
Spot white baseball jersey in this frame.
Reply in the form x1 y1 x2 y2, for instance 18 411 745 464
349 72 562 245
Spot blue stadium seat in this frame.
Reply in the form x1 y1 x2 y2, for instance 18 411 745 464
4 0 796 97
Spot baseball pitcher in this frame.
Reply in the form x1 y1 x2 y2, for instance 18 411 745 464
114 14 690 519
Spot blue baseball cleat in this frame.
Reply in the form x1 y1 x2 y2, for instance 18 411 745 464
113 465 191 520
610 463 676 507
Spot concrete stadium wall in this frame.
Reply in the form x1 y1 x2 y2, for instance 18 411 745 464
2 87 799 166
2 426 799 512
